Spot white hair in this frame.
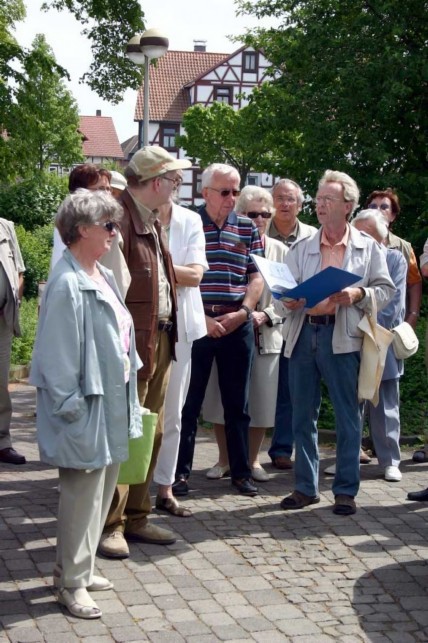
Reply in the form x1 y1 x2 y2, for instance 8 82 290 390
271 178 304 205
236 186 273 213
201 163 240 189
351 208 389 241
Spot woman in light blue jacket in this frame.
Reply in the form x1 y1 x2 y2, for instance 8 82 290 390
30 190 142 620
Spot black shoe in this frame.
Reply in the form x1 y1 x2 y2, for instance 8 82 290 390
172 476 189 497
232 478 258 496
0 447 26 465
407 488 428 502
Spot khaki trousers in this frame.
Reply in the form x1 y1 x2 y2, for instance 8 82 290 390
56 463 119 587
0 317 13 450
105 330 172 533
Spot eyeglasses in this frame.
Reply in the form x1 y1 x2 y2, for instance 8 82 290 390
314 196 344 205
206 187 240 198
247 211 272 219
274 196 297 204
368 203 390 211
161 176 182 188
94 221 117 232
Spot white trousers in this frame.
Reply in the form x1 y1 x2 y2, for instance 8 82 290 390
153 340 192 486
56 463 119 588
367 378 401 468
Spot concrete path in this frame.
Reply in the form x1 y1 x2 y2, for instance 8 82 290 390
1 383 428 642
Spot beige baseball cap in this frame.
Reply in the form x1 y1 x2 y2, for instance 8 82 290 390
125 145 191 182
110 170 127 191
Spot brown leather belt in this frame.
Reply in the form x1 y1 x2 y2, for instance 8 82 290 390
305 314 336 326
203 303 242 317
158 319 173 332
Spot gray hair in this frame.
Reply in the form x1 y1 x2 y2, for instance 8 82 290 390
236 185 273 213
319 170 360 213
271 178 304 206
201 163 240 189
351 208 389 242
56 188 123 247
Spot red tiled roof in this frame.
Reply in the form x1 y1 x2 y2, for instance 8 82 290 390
79 115 124 159
135 50 229 122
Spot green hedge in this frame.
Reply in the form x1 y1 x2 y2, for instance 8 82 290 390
11 298 38 367
15 224 53 298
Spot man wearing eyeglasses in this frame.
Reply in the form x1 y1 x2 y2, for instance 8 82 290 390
98 146 192 559
277 170 394 517
173 163 264 497
267 179 317 472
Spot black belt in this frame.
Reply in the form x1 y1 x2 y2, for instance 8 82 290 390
203 303 242 317
305 314 336 326
158 320 173 332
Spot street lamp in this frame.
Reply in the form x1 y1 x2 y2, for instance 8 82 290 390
126 29 169 149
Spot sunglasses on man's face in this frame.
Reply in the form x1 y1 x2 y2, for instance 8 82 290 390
247 211 272 219
207 187 240 198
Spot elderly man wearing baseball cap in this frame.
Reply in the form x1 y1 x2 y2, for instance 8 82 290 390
99 146 191 559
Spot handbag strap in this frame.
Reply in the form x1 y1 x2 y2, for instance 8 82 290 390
364 290 378 336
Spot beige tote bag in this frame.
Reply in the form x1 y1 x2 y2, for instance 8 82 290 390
357 291 394 406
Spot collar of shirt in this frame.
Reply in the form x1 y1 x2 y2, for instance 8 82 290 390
129 192 159 225
268 218 299 246
199 206 238 228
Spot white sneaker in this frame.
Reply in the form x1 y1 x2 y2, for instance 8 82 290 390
206 464 230 479
251 465 269 482
385 465 402 482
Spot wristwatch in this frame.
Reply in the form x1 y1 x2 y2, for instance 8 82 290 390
239 304 253 320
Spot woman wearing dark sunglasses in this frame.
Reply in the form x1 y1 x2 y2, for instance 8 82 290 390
30 189 142 619
202 186 288 482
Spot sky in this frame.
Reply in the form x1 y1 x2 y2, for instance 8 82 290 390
14 0 275 143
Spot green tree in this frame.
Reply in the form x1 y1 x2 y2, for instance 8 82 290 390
176 101 290 186
237 0 428 241
8 34 83 177
42 0 145 102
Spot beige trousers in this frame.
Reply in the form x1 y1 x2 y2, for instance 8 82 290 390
56 463 119 588
104 330 172 533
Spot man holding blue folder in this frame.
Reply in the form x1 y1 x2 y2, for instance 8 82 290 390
278 170 394 516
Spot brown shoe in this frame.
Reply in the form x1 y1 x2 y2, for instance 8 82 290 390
333 494 356 516
271 456 293 470
280 490 320 510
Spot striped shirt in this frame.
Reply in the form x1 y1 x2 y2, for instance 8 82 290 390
199 206 263 306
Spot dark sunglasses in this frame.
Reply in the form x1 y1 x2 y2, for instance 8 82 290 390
94 221 117 232
207 187 240 198
368 203 390 211
247 211 272 219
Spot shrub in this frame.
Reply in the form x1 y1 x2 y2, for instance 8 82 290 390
11 298 38 367
15 224 53 298
0 173 68 230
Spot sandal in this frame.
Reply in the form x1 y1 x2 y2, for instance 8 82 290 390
333 494 356 516
280 490 320 510
412 448 428 463
155 495 192 517
57 587 102 619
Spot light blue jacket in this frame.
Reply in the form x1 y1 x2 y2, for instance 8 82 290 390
30 249 142 469
282 225 395 357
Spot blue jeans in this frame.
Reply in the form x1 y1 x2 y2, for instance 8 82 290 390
289 322 361 498
176 320 254 480
268 345 293 460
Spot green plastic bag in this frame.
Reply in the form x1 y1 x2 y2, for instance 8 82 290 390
117 412 158 485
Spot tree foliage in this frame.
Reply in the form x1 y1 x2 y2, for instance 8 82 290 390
176 101 289 186
236 0 428 242
6 34 84 177
42 0 146 102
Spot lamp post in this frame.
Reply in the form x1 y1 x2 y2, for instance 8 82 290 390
126 29 169 149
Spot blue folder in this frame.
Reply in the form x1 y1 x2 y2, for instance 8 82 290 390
273 266 361 308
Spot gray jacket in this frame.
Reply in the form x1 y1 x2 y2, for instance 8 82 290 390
282 226 395 357
30 249 142 469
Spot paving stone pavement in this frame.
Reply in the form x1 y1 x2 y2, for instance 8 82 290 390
1 382 428 642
